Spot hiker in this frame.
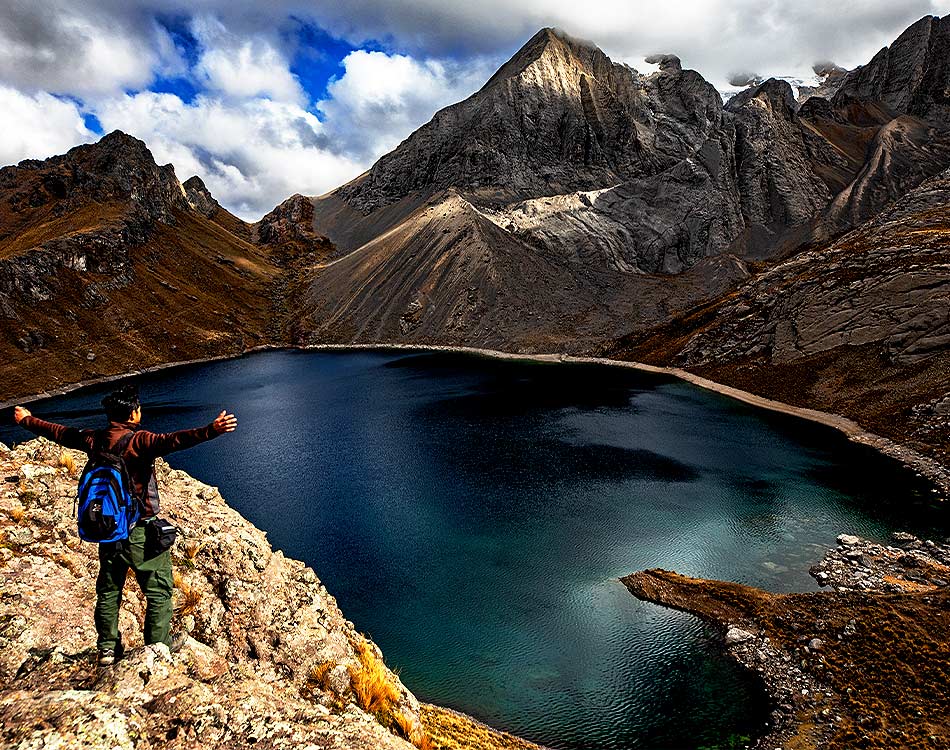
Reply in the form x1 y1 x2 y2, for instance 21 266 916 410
12 384 237 665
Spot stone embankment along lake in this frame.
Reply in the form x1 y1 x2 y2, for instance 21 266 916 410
0 439 543 750
624 532 950 749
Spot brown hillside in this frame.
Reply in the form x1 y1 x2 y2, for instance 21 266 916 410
0 132 325 403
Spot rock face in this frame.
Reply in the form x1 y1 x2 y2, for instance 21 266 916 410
676 167 950 367
317 26 747 275
289 15 950 360
622 531 950 749
834 15 950 121
340 28 727 216
0 439 423 748
296 190 749 351
724 78 833 257
608 164 950 473
256 193 334 262
0 439 542 750
0 130 190 234
183 175 220 218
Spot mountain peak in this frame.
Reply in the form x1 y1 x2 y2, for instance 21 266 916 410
333 25 725 217
183 175 221 218
1 130 190 226
480 26 614 90
833 14 950 121
73 130 160 170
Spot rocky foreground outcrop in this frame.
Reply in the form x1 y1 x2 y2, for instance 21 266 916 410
0 439 542 750
623 532 950 749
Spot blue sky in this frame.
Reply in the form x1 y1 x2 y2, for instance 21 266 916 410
0 0 948 219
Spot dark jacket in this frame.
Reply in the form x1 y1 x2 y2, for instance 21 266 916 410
20 416 221 516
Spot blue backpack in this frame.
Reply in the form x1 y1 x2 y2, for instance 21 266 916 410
76 431 140 543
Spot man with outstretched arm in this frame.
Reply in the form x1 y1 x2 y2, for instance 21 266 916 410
13 384 237 666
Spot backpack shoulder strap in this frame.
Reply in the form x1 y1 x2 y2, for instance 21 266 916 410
114 430 136 457
90 429 108 458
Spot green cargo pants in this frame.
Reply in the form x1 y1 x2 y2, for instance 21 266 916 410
94 521 173 651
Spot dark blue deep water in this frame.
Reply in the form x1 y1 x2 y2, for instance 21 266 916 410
3 349 944 749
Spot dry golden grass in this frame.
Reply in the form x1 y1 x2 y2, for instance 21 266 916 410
173 574 202 616
58 451 78 477
881 574 933 593
183 539 202 560
349 638 401 716
394 711 434 750
419 704 544 750
393 711 415 737
306 660 335 693
8 507 25 523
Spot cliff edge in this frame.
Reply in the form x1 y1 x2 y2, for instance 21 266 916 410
0 439 543 750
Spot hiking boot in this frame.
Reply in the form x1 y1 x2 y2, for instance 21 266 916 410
168 631 187 654
98 638 124 666
97 648 116 666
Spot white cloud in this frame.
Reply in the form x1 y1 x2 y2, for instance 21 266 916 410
286 0 950 86
2 1 950 97
89 44 499 218
3 0 950 219
319 50 497 159
191 15 307 104
0 2 185 95
95 91 363 220
0 85 95 165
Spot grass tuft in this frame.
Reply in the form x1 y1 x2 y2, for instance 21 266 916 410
306 660 335 693
8 507 25 523
183 539 202 561
174 574 202 616
349 637 401 717
394 711 434 750
58 451 78 477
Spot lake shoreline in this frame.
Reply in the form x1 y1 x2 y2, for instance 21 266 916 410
5 342 946 750
3 341 948 497
624 531 950 748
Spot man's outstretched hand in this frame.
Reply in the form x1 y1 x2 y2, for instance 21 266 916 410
13 406 31 424
212 410 238 434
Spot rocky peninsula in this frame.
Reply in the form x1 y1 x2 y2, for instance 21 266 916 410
624 532 950 749
0 438 542 750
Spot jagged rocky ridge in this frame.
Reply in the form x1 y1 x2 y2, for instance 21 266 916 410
0 131 335 403
0 439 543 750
296 17 950 350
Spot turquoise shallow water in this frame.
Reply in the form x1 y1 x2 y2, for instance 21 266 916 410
4 349 945 749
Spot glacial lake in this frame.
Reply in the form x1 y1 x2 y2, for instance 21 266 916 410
4 349 945 749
